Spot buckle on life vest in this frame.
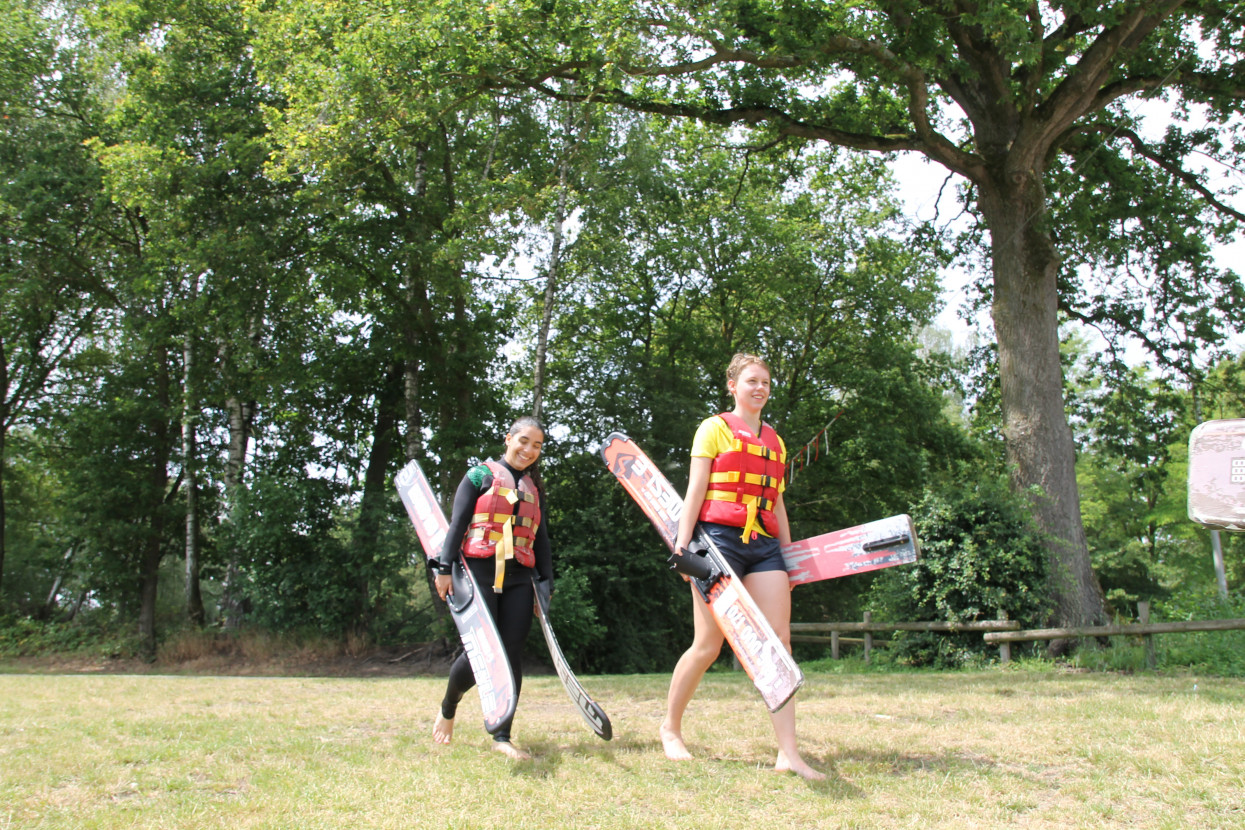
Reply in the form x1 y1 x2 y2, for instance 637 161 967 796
494 486 536 504
708 471 780 490
702 490 775 541
703 490 774 511
467 528 533 548
471 512 535 528
745 442 781 461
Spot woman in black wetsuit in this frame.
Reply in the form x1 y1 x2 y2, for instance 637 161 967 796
431 415 553 760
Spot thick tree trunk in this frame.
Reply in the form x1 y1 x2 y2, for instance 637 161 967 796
353 362 404 631
979 172 1106 629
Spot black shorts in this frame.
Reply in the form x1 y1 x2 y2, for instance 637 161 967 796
698 522 787 577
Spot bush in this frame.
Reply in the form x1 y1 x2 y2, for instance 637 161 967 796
1153 589 1245 677
0 612 140 659
526 565 607 672
866 478 1051 668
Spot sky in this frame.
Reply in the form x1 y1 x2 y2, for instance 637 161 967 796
890 147 1245 363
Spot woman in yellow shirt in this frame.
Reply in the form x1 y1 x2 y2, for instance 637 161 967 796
661 353 824 781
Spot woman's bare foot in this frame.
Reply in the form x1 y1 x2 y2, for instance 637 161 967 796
432 713 454 745
659 723 693 761
775 750 826 781
492 741 531 761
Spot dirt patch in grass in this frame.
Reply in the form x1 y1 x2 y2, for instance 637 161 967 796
0 641 459 678
1 639 558 679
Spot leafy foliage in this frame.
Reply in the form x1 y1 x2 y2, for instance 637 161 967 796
1155 589 1245 678
221 472 357 635
867 476 1051 667
1 0 1242 679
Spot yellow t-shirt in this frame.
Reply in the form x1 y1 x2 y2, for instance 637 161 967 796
690 415 787 496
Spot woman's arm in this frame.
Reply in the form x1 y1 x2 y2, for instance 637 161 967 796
434 472 484 598
772 491 793 547
674 455 712 553
533 494 553 583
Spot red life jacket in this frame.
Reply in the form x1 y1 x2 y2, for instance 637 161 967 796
697 413 786 541
462 460 540 591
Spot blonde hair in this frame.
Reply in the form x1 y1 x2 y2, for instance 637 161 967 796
726 352 771 386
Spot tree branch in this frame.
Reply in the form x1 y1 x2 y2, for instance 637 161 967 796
1086 123 1245 222
1033 0 1187 145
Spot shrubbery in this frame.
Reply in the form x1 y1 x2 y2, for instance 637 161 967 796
866 477 1051 668
0 612 139 659
1154 589 1245 677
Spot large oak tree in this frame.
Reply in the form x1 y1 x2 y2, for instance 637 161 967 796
452 0 1244 627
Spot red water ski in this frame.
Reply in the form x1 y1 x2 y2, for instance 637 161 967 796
782 514 919 586
601 432 803 712
395 459 516 735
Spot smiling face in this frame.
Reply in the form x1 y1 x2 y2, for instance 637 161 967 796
502 424 544 471
728 362 771 418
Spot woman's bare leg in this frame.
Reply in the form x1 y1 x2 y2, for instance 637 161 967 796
660 584 724 760
745 569 825 781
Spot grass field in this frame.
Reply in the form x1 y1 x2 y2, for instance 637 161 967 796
2 665 1243 829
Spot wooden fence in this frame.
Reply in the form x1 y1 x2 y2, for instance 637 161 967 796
794 604 1245 669
983 601 1245 669
790 611 1021 664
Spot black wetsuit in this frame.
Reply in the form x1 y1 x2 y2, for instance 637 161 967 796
436 459 553 743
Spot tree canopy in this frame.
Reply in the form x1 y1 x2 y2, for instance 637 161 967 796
386 0 1245 628
0 0 1241 668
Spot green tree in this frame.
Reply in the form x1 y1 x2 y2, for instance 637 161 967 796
525 116 972 667
83 0 317 636
456 0 1245 630
252 1 572 631
0 0 112 604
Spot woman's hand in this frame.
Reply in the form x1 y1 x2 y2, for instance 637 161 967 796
434 571 452 601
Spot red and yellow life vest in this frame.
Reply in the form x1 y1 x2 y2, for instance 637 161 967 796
462 460 540 591
697 413 786 542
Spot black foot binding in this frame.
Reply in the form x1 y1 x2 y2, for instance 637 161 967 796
667 544 715 581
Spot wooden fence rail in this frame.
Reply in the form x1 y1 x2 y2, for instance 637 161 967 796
790 611 1020 663
982 618 1245 643
793 605 1245 668
982 602 1245 669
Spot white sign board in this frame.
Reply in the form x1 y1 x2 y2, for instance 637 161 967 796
1188 418 1245 531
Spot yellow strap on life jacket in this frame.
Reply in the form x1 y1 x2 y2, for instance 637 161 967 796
466 528 534 548
724 439 782 462
707 471 781 489
493 486 536 504
702 490 775 541
494 489 519 593
470 513 536 528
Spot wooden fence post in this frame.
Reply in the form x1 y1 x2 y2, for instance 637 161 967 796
831 631 840 660
1139 601 1156 670
863 611 872 665
998 610 1011 665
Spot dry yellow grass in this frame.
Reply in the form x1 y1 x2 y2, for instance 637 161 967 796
1 668 1242 829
